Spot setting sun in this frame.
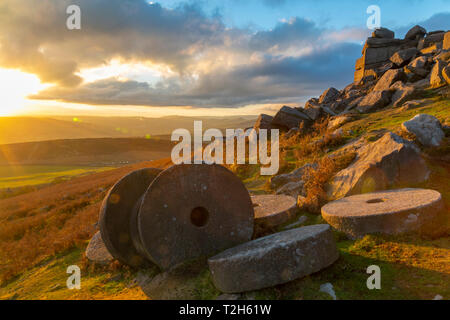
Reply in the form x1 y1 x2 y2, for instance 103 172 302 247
0 68 47 116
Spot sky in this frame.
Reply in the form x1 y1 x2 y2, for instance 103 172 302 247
0 0 449 117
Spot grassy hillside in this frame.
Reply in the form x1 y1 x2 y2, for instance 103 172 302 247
0 93 448 300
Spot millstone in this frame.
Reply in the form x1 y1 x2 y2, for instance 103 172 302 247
208 224 339 293
99 167 162 267
251 194 297 228
85 231 113 265
138 164 254 270
321 188 444 239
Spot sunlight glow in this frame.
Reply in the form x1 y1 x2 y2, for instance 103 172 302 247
0 69 48 116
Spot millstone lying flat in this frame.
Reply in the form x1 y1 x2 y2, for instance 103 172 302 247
208 224 339 293
99 168 162 267
321 188 444 239
139 164 254 270
251 194 297 228
85 231 113 265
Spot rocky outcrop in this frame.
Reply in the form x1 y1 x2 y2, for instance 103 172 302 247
444 32 450 50
401 114 445 147
372 27 394 39
390 81 418 107
319 87 340 104
254 114 275 131
327 132 430 200
271 106 312 130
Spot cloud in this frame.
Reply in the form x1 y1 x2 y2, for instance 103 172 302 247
2 0 364 108
394 12 450 37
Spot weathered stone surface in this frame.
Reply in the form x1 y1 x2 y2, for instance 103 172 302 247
430 60 448 88
390 48 418 67
270 163 316 190
401 114 445 147
272 106 311 130
276 180 304 198
372 27 394 39
442 65 450 85
443 32 450 50
357 90 393 113
208 224 339 293
139 164 254 270
85 231 114 265
390 81 418 107
99 168 162 267
254 114 274 131
328 115 352 130
373 69 406 91
404 25 427 40
327 132 430 200
319 87 339 104
405 56 430 77
303 99 324 121
322 188 444 239
251 194 297 228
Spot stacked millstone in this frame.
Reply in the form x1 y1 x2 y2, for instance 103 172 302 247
86 163 340 296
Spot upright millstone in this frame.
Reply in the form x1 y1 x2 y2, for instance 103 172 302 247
138 164 254 270
208 224 339 293
99 167 162 267
251 194 297 228
321 188 445 239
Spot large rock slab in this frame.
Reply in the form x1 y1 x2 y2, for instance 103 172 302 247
401 114 445 147
254 114 280 132
251 194 297 228
373 69 406 91
208 224 339 293
272 106 311 130
99 168 162 267
138 164 254 270
270 163 316 190
430 60 448 88
327 132 430 200
443 31 450 50
357 90 393 113
390 48 418 67
85 231 114 265
322 188 444 239
390 81 418 107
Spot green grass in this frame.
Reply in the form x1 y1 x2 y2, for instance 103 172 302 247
0 165 114 189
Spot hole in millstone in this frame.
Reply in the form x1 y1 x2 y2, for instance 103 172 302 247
190 207 209 227
366 198 385 204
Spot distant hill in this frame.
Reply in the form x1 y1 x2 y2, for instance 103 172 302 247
0 115 257 144
0 137 175 166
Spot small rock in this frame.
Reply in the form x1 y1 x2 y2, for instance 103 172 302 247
372 27 394 39
85 231 114 265
433 294 444 300
319 283 337 300
401 114 445 147
276 180 304 198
